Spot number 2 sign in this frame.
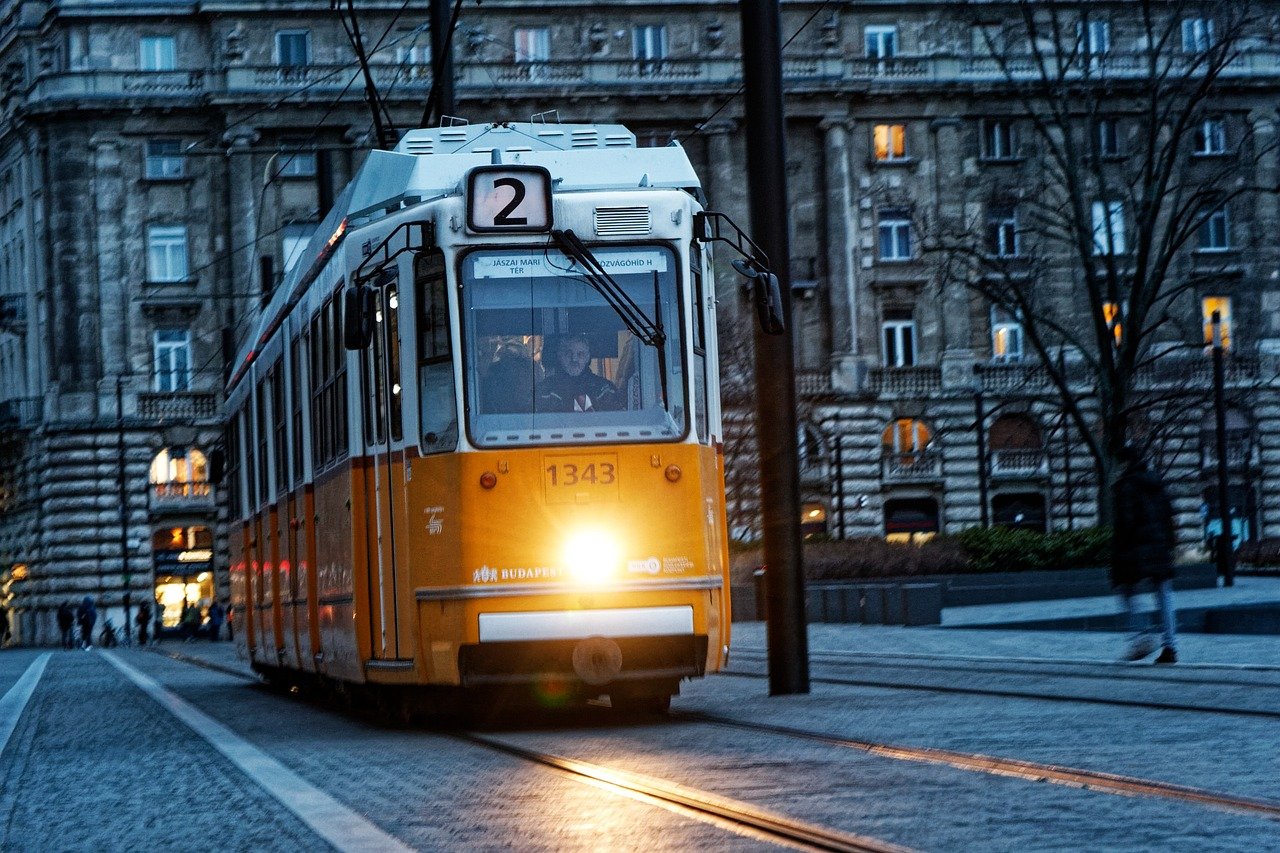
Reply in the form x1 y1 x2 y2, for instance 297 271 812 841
466 165 553 233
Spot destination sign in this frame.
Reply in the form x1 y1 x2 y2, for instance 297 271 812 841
470 249 669 280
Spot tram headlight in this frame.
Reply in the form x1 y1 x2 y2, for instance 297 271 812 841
563 529 621 584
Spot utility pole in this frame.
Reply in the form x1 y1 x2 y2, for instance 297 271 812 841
739 0 809 695
423 0 457 127
973 370 990 528
1210 311 1235 586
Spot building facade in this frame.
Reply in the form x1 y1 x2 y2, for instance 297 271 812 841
1 0 1278 643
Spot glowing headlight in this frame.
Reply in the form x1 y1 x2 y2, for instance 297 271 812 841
563 530 621 583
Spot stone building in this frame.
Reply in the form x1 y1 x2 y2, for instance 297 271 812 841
1 0 1278 642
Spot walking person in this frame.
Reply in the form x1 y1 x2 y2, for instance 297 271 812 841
57 602 75 649
1112 446 1179 664
0 606 9 647
135 601 151 646
76 596 97 650
206 600 225 642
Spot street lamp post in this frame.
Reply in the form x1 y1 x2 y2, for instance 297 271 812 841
973 368 990 528
1210 310 1235 587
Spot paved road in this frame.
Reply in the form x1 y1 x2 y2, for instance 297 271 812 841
2 626 1277 851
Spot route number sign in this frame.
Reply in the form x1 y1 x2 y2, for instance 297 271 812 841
467 165 553 233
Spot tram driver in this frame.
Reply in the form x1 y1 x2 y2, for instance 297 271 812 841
538 334 621 413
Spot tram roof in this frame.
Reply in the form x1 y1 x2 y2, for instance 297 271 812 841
228 122 701 396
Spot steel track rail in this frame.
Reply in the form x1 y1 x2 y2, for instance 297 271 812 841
456 732 913 853
677 712 1280 822
720 665 1280 720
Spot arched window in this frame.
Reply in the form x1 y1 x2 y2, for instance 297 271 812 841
797 423 828 483
150 447 210 498
989 414 1045 474
1200 408 1253 470
881 418 931 459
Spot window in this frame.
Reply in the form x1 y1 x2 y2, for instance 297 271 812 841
873 124 907 162
1091 200 1126 255
514 27 551 78
865 25 897 59
282 223 317 273
981 120 1018 159
986 205 1020 257
147 225 189 282
277 138 317 177
878 209 912 261
991 306 1024 360
1102 301 1124 346
395 35 430 79
154 329 191 392
881 309 916 367
1195 118 1227 155
881 418 931 457
144 139 185 180
633 25 667 75
139 36 176 71
1202 296 1232 349
1096 118 1122 157
1182 18 1214 53
1199 206 1230 251
416 251 457 454
1080 20 1110 57
290 335 305 485
309 296 348 469
150 448 210 497
276 30 311 67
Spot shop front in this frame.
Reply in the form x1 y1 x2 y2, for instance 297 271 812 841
151 526 215 636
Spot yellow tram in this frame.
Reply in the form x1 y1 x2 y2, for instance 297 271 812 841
224 122 731 711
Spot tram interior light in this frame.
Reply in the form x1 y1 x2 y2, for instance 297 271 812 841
564 530 620 584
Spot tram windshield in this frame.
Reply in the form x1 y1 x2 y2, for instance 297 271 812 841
460 245 686 447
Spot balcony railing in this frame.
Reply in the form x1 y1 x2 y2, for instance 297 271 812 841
990 448 1047 476
27 48 1280 105
1136 353 1262 388
151 481 215 511
882 451 942 481
137 392 219 422
977 361 1051 392
796 371 833 396
870 366 942 397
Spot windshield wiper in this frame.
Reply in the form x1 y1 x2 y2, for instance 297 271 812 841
550 229 670 407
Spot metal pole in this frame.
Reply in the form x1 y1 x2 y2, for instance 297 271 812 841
739 0 808 694
834 433 846 539
429 0 456 122
1210 311 1235 586
1062 410 1074 529
116 377 132 643
974 383 990 528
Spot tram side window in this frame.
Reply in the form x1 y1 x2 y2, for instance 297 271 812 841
256 378 270 505
226 410 242 519
691 245 710 444
311 295 349 469
271 362 287 494
310 309 325 469
416 250 457 454
290 334 305 485
244 403 258 511
332 296 349 459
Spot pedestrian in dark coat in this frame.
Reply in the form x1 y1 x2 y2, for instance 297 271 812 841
206 600 225 641
76 596 97 650
0 607 9 646
135 601 151 646
57 603 75 649
1111 447 1179 663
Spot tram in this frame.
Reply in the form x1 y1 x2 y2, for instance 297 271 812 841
223 122 745 712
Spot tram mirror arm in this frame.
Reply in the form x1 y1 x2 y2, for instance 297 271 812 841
694 211 785 335
550 229 666 350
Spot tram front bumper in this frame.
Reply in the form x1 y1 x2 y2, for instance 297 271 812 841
457 634 708 687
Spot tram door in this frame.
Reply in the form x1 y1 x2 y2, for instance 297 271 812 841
360 277 408 661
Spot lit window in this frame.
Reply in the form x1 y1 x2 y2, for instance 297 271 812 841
1091 200 1126 255
1195 119 1227 155
986 205 1020 257
878 209 912 261
276 30 311 68
865 25 897 59
991 306 1023 360
139 36 176 71
276 138 317 178
150 447 210 497
144 139 185 180
1102 301 1124 346
282 223 317 273
873 124 908 161
1199 206 1230 251
1182 18 1214 53
154 329 191 392
881 310 916 366
981 120 1017 159
147 225 189 282
881 418 931 458
1202 296 1232 349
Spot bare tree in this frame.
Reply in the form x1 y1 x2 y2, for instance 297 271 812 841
926 0 1276 522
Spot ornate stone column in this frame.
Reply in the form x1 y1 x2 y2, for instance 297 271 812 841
931 116 975 389
819 116 860 392
223 127 260 314
702 119 744 330
90 132 126 394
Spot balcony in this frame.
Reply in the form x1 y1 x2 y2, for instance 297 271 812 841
882 451 942 482
990 448 1047 477
796 371 833 396
150 480 215 513
1135 353 1261 388
27 69 208 102
0 397 43 430
870 366 942 397
977 361 1050 392
137 392 219 423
